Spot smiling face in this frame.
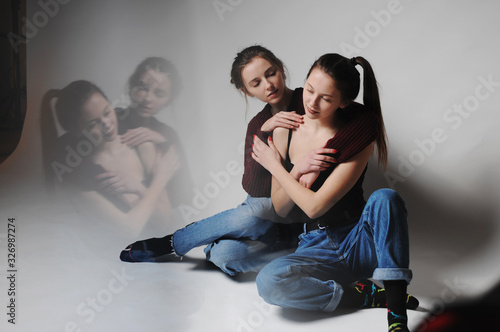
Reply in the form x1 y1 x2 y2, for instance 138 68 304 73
130 69 172 118
79 92 118 142
240 56 286 106
303 68 349 120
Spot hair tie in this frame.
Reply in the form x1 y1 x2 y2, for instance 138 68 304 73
350 57 357 66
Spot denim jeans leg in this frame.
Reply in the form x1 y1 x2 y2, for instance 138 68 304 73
172 196 277 256
345 188 413 284
256 229 349 312
204 236 295 276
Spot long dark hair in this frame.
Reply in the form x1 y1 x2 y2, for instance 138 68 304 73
230 45 287 89
230 45 288 111
307 54 388 169
40 80 107 189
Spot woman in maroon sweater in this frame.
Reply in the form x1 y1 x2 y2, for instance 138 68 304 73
120 47 389 289
120 46 310 272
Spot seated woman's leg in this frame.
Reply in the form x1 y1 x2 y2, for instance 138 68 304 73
345 188 412 283
120 196 278 262
344 188 413 332
256 229 353 312
173 196 278 256
204 232 295 276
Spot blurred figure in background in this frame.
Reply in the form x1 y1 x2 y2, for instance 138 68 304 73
41 80 180 237
113 57 193 211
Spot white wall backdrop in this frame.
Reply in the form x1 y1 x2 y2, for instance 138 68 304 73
1 0 500 331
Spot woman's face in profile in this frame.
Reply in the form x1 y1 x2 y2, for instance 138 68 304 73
78 92 118 142
130 69 172 118
303 68 347 120
240 56 286 106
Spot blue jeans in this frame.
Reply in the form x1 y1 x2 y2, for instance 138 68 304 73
172 196 299 276
255 189 412 312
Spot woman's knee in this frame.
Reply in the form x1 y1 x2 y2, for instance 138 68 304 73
369 188 400 203
206 240 262 276
368 189 406 214
206 239 236 259
256 261 289 304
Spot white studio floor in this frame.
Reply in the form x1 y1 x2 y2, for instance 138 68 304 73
0 197 433 332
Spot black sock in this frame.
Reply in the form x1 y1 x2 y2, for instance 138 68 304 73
140 234 174 256
120 234 174 262
385 280 409 332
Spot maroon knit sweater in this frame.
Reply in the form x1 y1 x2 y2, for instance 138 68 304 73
242 88 304 197
242 89 379 198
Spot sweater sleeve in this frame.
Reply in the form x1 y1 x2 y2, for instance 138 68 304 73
242 106 273 197
241 88 305 197
324 104 379 163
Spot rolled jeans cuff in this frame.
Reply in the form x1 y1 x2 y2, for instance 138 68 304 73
323 280 345 312
373 268 413 284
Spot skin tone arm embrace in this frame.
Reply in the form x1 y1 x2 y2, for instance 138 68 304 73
253 133 373 220
73 145 180 236
252 65 375 220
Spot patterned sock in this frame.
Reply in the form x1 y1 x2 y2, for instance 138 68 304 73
356 279 387 308
339 279 385 308
385 280 409 332
120 234 175 262
340 279 419 312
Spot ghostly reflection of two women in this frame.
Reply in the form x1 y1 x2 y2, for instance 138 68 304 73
41 77 189 237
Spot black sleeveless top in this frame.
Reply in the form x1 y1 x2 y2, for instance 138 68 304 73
284 129 367 229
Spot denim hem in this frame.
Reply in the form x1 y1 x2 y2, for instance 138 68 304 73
171 231 183 258
323 280 344 312
373 268 413 284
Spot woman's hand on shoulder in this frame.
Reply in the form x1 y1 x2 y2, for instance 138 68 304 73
260 111 303 132
121 127 166 147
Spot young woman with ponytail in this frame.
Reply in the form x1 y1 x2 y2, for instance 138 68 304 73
120 46 383 277
41 80 180 237
120 46 309 273
97 57 194 215
120 48 417 328
251 54 416 332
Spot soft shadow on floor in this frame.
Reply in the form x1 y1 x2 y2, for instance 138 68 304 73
280 306 360 322
363 162 499 299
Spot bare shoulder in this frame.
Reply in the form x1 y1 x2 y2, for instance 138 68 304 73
136 141 156 154
273 127 289 140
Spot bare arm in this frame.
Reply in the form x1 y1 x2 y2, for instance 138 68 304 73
253 135 374 220
68 146 179 237
264 128 300 218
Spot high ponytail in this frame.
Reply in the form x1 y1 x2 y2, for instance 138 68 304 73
40 89 61 191
353 56 387 169
40 80 108 191
307 54 388 169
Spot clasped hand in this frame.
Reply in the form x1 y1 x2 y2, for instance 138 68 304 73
251 135 281 172
252 135 338 188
